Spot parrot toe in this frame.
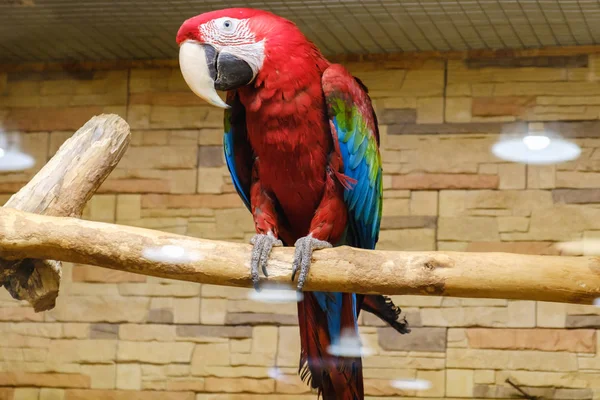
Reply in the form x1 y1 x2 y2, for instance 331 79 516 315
250 233 282 291
291 235 332 291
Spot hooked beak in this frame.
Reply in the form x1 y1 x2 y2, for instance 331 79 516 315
179 40 254 109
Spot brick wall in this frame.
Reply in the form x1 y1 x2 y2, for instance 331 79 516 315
2 50 600 399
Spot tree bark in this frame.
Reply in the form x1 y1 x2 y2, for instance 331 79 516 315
0 207 598 305
0 114 130 311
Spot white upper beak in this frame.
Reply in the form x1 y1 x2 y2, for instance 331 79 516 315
179 41 230 109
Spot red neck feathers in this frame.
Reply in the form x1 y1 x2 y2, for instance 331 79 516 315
237 23 330 115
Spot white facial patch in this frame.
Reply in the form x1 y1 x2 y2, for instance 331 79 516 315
201 17 255 46
199 17 265 81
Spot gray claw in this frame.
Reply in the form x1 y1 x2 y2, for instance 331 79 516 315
291 236 332 291
250 233 282 291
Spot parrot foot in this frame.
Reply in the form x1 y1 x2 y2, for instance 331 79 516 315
249 232 282 291
291 235 332 291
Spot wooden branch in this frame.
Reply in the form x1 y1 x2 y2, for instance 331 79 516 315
0 207 598 305
0 114 130 311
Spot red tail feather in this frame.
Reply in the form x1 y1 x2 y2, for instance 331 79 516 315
297 292 364 400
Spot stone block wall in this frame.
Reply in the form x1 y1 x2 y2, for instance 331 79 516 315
2 50 600 399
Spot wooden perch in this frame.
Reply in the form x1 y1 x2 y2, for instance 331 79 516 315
0 206 599 305
0 114 599 310
0 114 130 311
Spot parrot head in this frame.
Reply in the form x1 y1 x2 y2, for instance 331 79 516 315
176 8 305 109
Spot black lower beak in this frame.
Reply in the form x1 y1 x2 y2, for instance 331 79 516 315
203 44 254 91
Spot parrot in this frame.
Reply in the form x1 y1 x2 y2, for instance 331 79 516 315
176 8 410 399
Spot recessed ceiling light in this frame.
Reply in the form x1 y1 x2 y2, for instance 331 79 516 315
327 328 374 357
247 282 304 303
492 133 581 165
522 134 551 151
390 379 432 391
0 149 35 172
142 244 203 263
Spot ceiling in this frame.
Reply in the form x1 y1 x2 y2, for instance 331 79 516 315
1 0 600 62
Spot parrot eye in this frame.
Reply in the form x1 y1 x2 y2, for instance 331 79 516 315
222 19 235 32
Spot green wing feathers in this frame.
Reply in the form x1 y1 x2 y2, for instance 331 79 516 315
323 66 383 250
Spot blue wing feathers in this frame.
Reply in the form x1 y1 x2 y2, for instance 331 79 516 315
351 139 368 169
346 131 356 154
331 113 381 251
223 131 251 210
354 182 369 222
371 172 383 240
223 93 253 212
352 170 369 219
362 192 374 228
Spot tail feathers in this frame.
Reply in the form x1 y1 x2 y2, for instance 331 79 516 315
298 292 364 400
358 294 411 334
320 360 363 400
297 292 329 390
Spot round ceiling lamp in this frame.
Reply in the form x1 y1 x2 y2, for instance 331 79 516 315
0 149 35 172
491 133 581 165
0 131 35 172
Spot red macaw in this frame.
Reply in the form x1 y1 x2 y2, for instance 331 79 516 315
176 8 409 399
